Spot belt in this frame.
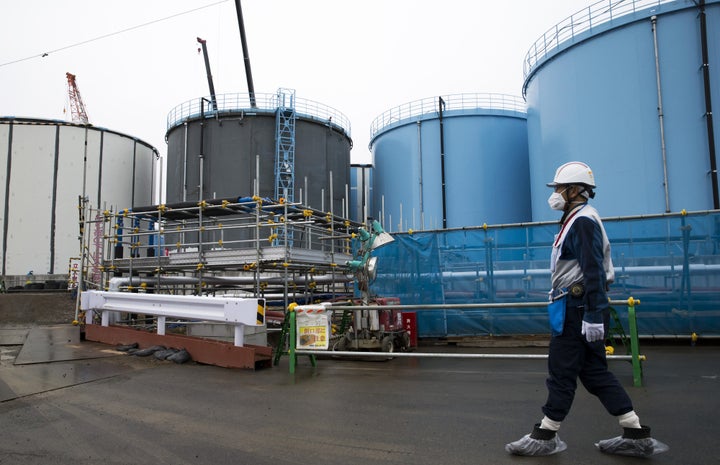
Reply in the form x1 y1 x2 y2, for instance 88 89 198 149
549 288 568 301
550 283 584 301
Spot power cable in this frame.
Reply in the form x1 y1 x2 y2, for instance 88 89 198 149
0 0 229 68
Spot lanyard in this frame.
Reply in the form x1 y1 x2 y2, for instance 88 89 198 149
553 204 587 247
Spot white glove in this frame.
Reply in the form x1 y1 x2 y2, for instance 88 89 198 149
581 321 604 342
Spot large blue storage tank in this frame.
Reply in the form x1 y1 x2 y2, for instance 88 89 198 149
369 93 530 231
525 0 720 221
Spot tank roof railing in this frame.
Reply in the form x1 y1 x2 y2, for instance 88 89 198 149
523 0 677 86
166 92 351 138
369 93 526 142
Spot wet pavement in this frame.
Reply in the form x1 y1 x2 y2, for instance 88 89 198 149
0 325 718 464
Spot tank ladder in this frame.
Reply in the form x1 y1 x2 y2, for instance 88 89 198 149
274 88 296 246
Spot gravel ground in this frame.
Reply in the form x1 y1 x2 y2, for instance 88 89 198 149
0 292 77 326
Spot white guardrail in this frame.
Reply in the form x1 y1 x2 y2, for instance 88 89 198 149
80 291 263 347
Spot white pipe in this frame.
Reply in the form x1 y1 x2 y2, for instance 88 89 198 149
373 263 720 282
296 350 639 361
651 15 671 213
108 273 354 291
417 120 424 218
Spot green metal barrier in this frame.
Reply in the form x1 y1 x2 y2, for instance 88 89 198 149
274 304 316 374
626 297 644 387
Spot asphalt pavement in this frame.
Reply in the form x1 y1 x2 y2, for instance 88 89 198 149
0 325 717 465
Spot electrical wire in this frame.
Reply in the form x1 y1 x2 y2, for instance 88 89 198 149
0 0 229 68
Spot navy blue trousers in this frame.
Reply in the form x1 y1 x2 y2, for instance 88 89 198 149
542 302 634 422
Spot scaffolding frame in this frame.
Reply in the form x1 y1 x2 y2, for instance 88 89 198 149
76 195 362 315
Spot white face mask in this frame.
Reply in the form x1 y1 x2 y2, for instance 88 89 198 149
547 191 566 211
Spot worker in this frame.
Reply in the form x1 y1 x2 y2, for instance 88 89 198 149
505 161 669 457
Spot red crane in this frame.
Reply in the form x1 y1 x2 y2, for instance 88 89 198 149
66 72 89 124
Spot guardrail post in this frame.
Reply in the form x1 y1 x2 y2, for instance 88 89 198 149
627 297 643 387
289 308 297 374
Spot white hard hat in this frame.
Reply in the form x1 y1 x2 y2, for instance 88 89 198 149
547 161 596 188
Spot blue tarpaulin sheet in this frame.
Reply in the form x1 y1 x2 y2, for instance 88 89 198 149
369 212 720 337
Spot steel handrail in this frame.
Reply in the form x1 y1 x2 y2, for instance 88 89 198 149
523 0 675 82
369 93 526 142
166 92 352 137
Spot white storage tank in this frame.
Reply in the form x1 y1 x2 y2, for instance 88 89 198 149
0 117 158 278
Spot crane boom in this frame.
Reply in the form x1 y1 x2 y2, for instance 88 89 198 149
66 72 89 124
196 38 218 111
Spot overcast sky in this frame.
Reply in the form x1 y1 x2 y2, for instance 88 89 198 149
1 0 593 166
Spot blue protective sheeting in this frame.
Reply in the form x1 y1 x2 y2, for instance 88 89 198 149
370 211 720 337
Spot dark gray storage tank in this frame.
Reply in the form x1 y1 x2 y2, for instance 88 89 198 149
524 0 720 221
165 91 352 215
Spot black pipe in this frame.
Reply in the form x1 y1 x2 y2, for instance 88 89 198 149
131 141 137 208
199 98 208 201
234 0 257 108
2 122 12 276
196 37 218 111
49 125 60 274
698 0 719 209
438 97 447 229
97 131 104 209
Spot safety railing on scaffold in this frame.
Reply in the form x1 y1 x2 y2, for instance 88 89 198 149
72 195 361 325
280 298 646 387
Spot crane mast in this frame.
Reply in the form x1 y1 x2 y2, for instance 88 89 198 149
66 72 89 124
